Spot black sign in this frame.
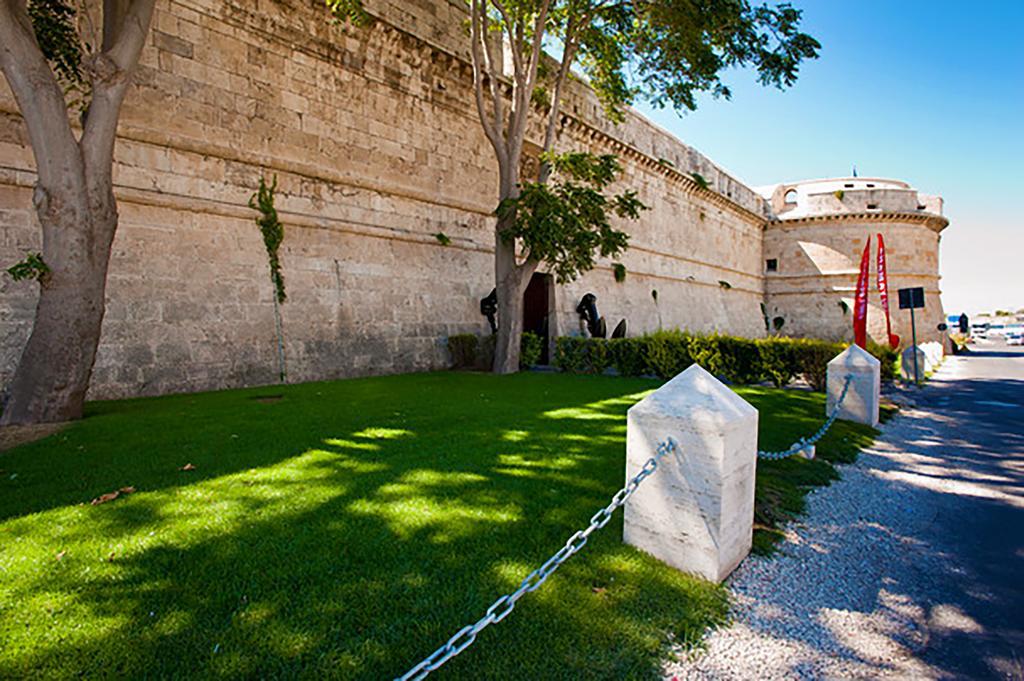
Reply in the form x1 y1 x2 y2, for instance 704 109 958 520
898 287 925 310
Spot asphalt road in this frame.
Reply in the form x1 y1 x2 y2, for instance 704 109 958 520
907 340 1024 678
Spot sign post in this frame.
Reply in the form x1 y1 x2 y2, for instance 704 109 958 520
898 287 926 383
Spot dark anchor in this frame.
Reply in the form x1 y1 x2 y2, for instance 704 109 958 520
480 288 498 334
576 293 607 338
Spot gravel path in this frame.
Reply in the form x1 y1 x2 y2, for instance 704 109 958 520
664 348 1024 680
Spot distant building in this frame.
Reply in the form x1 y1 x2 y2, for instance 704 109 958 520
760 178 947 347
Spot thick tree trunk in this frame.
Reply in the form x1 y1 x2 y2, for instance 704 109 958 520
492 212 539 374
2 179 118 425
492 236 525 374
0 0 155 424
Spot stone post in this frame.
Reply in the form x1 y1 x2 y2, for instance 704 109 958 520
623 364 758 583
827 345 880 427
900 345 928 382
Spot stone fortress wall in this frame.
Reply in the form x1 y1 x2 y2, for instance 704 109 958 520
0 0 947 400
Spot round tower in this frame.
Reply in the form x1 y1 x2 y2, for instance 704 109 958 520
759 177 948 347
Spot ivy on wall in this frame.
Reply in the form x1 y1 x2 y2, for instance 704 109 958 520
28 0 91 110
28 0 83 86
6 252 51 284
249 176 286 304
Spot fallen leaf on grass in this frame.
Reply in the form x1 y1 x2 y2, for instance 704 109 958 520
90 486 136 505
56 550 67 561
590 586 607 595
180 463 196 472
107 552 116 562
91 492 121 505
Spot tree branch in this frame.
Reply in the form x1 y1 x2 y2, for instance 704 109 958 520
469 0 506 166
478 2 506 142
538 7 588 182
506 0 550 170
81 0 156 177
0 0 81 189
102 0 131 52
490 0 523 79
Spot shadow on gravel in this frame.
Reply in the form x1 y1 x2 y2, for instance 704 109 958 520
742 359 1024 679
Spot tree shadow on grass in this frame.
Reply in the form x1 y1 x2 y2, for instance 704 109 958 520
1 372 730 679
0 372 654 522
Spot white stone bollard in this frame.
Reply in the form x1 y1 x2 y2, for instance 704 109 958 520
827 345 880 427
900 345 928 382
623 364 758 583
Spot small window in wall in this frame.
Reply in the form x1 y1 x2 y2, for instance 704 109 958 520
784 189 798 204
766 258 778 272
866 183 875 188
867 203 879 210
844 183 855 188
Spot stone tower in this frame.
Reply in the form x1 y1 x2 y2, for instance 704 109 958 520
760 177 948 346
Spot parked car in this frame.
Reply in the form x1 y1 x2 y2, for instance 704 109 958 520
1007 333 1023 346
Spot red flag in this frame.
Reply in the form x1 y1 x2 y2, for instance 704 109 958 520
853 237 871 349
877 234 900 349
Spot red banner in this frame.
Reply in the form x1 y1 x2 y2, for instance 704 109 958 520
877 234 900 349
853 237 871 349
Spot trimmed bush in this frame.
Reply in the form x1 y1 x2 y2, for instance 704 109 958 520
865 340 898 381
447 333 497 370
477 334 496 370
758 337 796 388
789 338 844 391
447 334 479 369
520 332 543 369
553 331 891 391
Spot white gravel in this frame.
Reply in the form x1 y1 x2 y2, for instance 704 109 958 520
663 357 997 680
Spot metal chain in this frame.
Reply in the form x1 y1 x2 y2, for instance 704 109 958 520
395 438 678 681
757 374 855 460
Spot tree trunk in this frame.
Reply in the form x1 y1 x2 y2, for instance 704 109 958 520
1 179 118 425
0 0 155 425
492 212 540 374
492 234 524 374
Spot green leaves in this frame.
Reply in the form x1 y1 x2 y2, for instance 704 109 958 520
497 152 644 284
629 0 821 114
553 0 820 119
27 0 83 87
324 0 370 25
249 176 287 304
6 252 51 284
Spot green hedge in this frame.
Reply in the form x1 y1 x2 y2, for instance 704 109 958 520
553 330 897 390
447 333 496 370
447 332 542 370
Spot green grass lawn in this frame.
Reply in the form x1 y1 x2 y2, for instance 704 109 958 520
0 372 883 679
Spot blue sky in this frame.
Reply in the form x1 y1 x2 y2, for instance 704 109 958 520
633 0 1024 317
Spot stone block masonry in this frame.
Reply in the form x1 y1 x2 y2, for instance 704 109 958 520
0 0 946 400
